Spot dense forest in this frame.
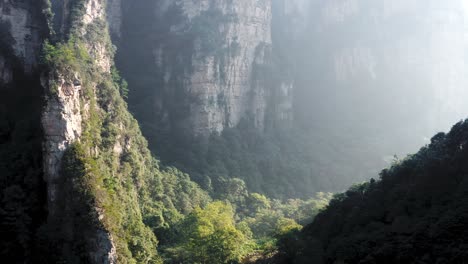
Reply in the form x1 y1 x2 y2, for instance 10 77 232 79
2 0 468 263
276 120 468 263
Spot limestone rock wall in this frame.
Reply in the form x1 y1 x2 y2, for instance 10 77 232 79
165 0 275 135
0 0 45 83
116 0 292 137
42 74 84 215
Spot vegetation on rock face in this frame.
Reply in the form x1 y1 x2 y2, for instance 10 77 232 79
39 34 330 261
280 120 468 264
36 2 214 262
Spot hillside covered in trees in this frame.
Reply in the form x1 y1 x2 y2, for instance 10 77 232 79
279 120 468 263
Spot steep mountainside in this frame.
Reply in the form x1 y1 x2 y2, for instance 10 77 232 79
1 0 209 263
282 120 468 263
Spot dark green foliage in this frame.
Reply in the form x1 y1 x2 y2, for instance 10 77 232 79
0 64 46 263
285 120 468 264
111 66 129 99
40 143 104 264
42 0 54 32
155 121 333 199
50 0 87 38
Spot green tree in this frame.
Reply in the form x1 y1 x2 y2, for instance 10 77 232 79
181 201 247 264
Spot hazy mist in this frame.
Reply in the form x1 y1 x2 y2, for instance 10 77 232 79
274 0 468 188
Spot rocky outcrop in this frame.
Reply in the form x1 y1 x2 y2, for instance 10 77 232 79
42 75 83 215
0 0 43 68
82 0 105 25
41 0 117 262
41 0 114 190
82 0 113 71
42 71 118 264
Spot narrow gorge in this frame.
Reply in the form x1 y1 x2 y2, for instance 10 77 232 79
2 0 468 263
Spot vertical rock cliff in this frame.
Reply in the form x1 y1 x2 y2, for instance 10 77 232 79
0 0 46 82
115 0 292 137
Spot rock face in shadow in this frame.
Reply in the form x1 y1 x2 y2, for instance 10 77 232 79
114 0 292 137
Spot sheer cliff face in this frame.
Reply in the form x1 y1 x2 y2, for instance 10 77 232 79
116 0 290 137
0 0 46 83
178 0 273 135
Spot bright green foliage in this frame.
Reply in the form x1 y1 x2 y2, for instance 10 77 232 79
42 39 90 74
174 201 249 264
77 57 208 263
161 184 331 263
